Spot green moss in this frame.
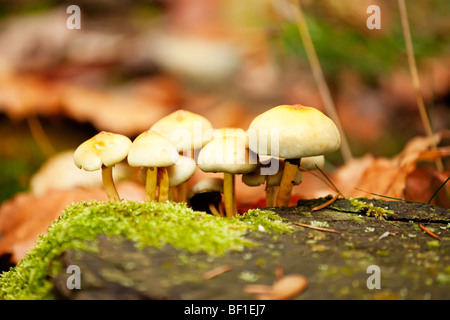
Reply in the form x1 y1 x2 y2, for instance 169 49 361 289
349 198 394 220
0 200 291 300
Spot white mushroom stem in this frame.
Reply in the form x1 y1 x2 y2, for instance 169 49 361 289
276 159 301 207
145 167 157 202
101 165 120 202
223 173 236 218
158 167 170 202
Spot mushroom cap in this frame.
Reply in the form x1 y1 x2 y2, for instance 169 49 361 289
73 131 132 171
197 135 258 174
151 109 213 152
127 130 179 167
300 155 325 171
213 127 247 139
242 159 302 187
248 105 341 159
166 155 197 187
188 177 224 196
187 178 224 213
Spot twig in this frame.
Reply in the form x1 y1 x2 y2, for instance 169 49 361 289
314 164 343 195
354 187 429 205
291 221 340 234
427 176 450 204
312 193 340 211
419 224 441 241
203 265 232 280
397 0 443 172
26 116 56 159
287 0 353 163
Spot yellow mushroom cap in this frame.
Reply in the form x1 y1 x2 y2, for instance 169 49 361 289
151 109 213 152
197 135 258 174
248 105 341 159
127 130 179 167
73 131 132 171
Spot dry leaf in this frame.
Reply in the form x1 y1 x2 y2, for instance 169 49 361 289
332 130 449 201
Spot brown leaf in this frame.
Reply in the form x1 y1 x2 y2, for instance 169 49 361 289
332 130 449 201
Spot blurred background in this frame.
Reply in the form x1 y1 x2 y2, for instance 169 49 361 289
0 0 448 203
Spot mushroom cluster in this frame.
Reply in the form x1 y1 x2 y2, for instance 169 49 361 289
73 105 341 216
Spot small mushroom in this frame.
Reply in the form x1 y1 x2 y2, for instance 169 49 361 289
242 158 302 207
187 178 224 216
73 131 132 202
165 155 197 201
248 104 341 207
300 155 325 171
127 130 179 202
151 109 213 201
198 134 258 217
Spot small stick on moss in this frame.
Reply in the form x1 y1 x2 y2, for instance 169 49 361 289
291 222 340 234
312 193 340 211
419 224 441 241
203 265 232 280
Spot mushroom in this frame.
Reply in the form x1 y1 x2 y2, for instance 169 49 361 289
73 131 132 202
300 155 325 171
212 127 247 141
248 104 341 207
187 178 224 216
166 155 197 201
198 134 258 217
127 130 179 202
151 109 213 201
242 158 302 207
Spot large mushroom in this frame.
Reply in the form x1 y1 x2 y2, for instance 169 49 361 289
73 131 132 202
127 130 179 202
248 104 341 207
198 134 258 217
151 109 213 201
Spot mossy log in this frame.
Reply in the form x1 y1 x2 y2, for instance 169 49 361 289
48 198 450 300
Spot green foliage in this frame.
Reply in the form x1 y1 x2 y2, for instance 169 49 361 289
0 200 291 300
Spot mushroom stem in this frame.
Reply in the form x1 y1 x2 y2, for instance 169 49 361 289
145 167 157 202
176 182 188 202
101 165 120 202
275 159 301 207
265 176 275 207
158 167 170 202
223 172 236 217
208 202 221 217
